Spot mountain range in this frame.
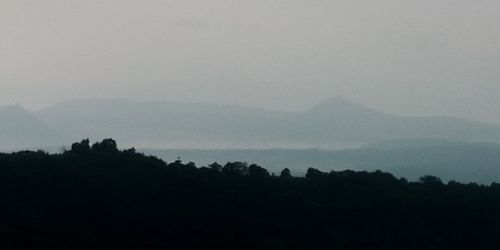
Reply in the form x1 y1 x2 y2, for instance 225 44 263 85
1 98 500 149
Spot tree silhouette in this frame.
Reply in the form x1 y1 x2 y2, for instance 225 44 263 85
305 167 325 179
280 168 292 178
223 161 249 176
91 138 118 152
419 175 444 185
208 162 222 173
248 164 270 178
70 138 91 153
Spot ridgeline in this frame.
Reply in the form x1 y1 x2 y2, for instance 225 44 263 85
1 139 500 249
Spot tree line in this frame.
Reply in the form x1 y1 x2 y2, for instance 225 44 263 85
0 139 500 249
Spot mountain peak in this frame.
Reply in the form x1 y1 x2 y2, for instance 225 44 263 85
0 105 39 121
0 105 46 124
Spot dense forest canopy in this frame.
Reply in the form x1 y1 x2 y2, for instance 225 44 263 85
1 139 500 249
147 139 500 184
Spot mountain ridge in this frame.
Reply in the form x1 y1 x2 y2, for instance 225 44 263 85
2 97 500 149
0 105 64 150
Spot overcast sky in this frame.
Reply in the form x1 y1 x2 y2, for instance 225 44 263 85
1 0 499 123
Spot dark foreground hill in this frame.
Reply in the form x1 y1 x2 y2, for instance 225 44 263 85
2 139 500 249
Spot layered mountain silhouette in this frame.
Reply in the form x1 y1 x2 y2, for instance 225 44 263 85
2 98 500 149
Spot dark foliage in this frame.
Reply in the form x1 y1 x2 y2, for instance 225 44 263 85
1 139 500 249
280 168 292 178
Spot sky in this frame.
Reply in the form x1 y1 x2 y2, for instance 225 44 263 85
1 0 500 123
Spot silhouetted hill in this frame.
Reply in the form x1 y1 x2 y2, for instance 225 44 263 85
34 98 500 148
0 105 63 150
146 139 500 184
2 139 500 249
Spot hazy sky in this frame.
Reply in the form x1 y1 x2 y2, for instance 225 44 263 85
1 0 500 123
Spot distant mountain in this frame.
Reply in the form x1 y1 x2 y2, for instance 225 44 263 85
293 97 500 144
36 99 292 148
359 138 472 150
0 105 63 150
146 139 500 184
35 98 500 148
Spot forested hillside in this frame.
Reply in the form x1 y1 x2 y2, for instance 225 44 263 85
147 139 500 184
1 139 500 249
